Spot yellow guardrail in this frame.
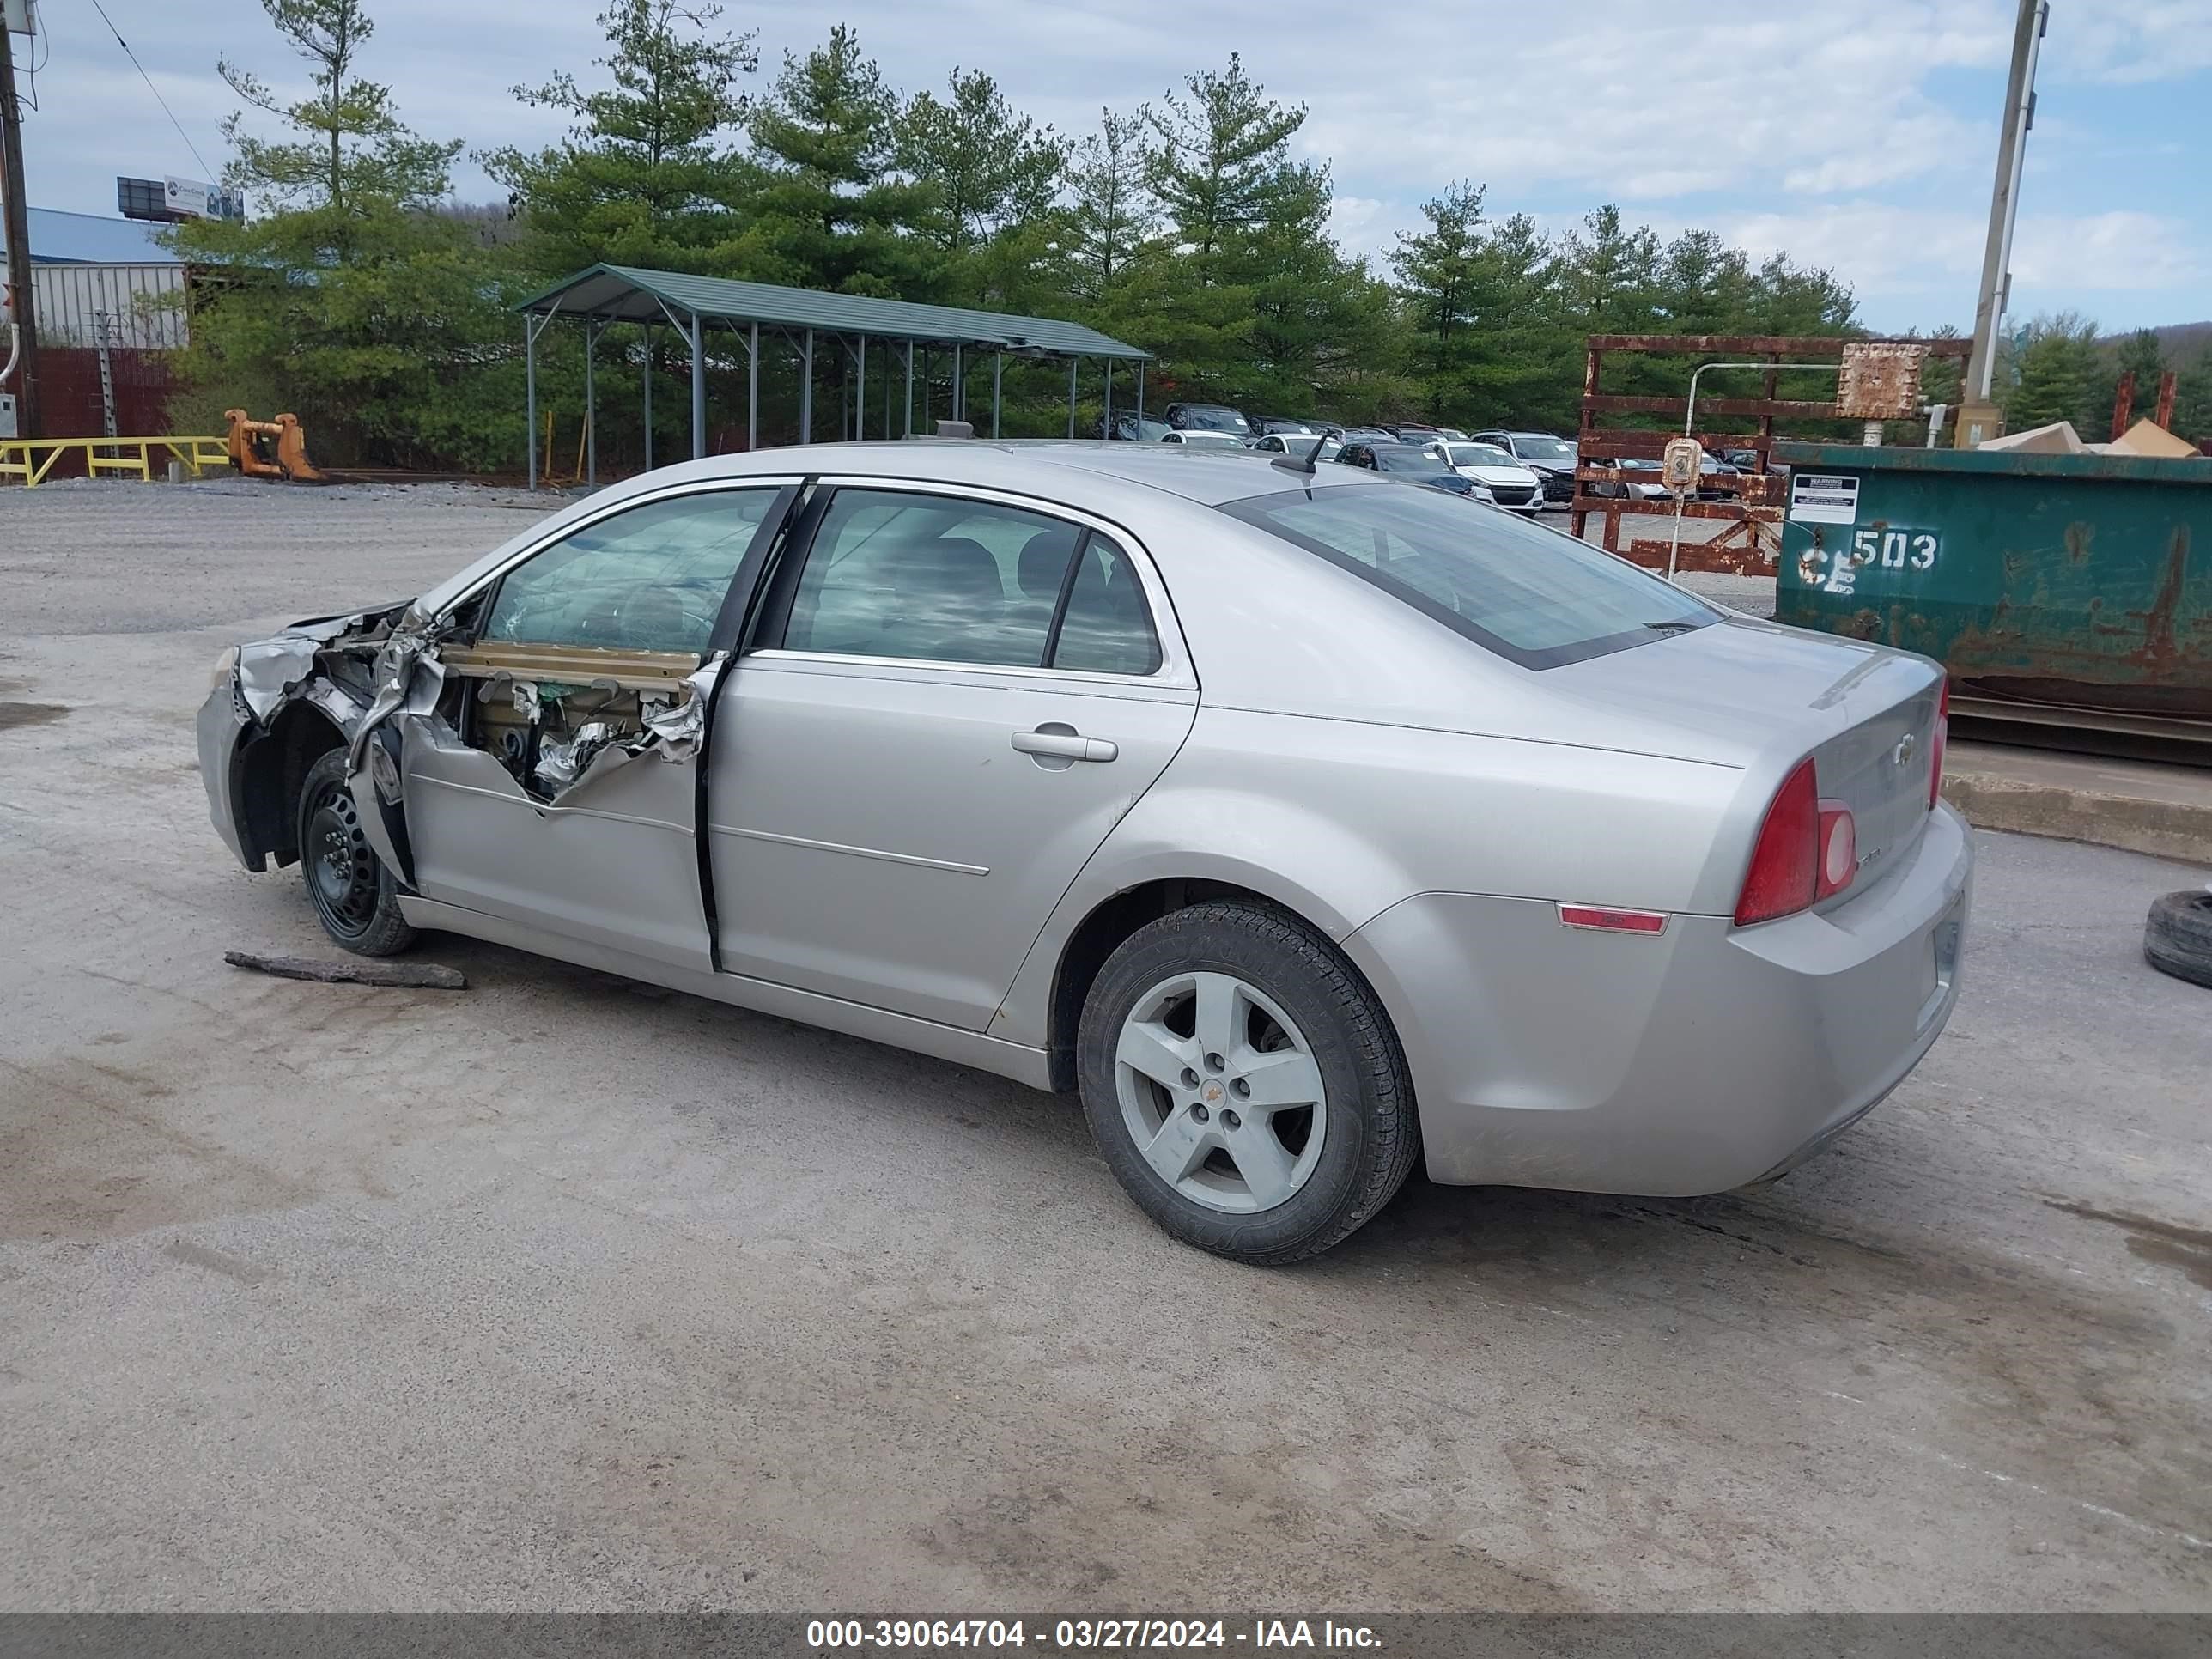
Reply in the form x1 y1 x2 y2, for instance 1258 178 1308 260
0 435 231 488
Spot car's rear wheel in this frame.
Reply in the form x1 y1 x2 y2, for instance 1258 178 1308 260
296 749 416 957
1077 901 1419 1264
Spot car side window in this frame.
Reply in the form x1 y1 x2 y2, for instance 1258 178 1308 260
781 489 1083 667
483 489 776 655
1050 534 1162 677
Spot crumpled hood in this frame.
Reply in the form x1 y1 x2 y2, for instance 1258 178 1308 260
232 599 417 721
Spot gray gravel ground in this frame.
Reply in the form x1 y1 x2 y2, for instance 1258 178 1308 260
2 479 2209 1613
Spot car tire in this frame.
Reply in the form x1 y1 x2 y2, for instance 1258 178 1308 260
2144 890 2212 989
295 749 416 957
1076 901 1419 1265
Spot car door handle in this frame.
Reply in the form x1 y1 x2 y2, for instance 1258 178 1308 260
1012 728 1118 763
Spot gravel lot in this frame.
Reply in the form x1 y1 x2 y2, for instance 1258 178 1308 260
2 478 2209 1613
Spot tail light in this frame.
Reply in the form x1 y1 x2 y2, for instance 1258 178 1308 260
1735 758 1857 926
1929 678 1949 808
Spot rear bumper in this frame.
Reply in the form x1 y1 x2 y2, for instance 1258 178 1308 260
1344 803 1973 1194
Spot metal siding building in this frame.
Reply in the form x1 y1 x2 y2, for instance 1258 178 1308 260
0 206 178 266
30 263 188 349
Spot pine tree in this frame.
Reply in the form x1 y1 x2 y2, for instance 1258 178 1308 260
215 0 459 224
2170 343 2212 448
1554 206 1661 337
2005 313 2103 434
1392 182 1486 404
1066 107 1155 305
898 69 1065 257
734 27 932 297
173 0 514 468
482 0 757 276
895 68 1067 311
1144 54 1304 276
1243 162 1394 416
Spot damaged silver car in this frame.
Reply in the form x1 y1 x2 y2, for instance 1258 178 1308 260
200 443 1969 1264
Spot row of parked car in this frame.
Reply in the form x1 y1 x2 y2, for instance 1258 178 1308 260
1106 404 1753 507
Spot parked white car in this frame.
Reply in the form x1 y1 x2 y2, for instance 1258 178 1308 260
1425 441 1547 514
1252 432 1343 462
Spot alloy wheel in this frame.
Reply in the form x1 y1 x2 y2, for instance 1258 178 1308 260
1113 970 1328 1214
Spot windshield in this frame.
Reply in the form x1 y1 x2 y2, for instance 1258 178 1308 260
1372 447 1445 474
1446 444 1516 468
1511 434 1577 465
1219 483 1718 669
1178 406 1249 433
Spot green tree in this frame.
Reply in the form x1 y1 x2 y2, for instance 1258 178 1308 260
1242 163 1395 416
216 0 459 224
1135 54 1318 403
1144 53 1304 275
898 68 1065 257
1393 187 1569 428
482 0 757 276
1554 206 1660 337
1392 182 1486 397
2170 343 2212 447
173 0 514 469
896 68 1067 312
2005 311 2103 434
732 27 933 297
1651 229 1756 334
1066 107 1155 304
1749 252 1856 336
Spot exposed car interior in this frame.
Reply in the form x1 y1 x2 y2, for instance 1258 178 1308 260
434 489 775 801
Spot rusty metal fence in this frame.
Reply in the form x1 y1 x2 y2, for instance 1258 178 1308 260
1571 334 1973 574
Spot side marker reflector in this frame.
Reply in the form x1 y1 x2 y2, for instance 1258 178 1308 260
1558 903 1668 935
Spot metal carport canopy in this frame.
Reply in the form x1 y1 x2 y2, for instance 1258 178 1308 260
515 263 1152 485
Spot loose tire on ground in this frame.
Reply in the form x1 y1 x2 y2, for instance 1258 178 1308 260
1076 900 1419 1265
295 750 416 957
2144 890 2212 990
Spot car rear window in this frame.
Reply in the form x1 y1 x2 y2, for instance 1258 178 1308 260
1218 483 1718 669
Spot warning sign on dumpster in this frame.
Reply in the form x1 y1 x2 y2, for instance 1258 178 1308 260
1789 473 1859 525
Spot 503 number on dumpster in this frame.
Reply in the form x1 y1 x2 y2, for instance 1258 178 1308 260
1813 526 1941 594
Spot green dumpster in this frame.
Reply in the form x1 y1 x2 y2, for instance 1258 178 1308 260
1771 442 2212 724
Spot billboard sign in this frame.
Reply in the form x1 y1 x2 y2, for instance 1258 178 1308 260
164 177 245 222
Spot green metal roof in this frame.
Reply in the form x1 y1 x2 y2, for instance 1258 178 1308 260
517 263 1148 361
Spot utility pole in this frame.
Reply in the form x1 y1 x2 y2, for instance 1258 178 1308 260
1956 0 2048 448
0 9 40 438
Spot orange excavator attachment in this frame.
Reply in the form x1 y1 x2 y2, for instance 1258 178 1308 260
224 409 325 483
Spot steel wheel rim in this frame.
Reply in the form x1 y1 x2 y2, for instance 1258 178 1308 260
1114 969 1328 1214
305 781 379 937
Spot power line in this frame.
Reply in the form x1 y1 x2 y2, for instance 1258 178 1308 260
86 0 217 182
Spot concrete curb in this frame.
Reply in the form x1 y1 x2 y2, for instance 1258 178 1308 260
1943 769 2212 867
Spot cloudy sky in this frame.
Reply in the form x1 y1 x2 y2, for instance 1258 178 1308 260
15 0 2211 331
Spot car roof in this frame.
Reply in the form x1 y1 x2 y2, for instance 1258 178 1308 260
412 441 1385 616
653 439 1368 507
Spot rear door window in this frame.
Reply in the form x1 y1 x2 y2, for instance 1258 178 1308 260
1219 483 1717 669
1049 534 1161 677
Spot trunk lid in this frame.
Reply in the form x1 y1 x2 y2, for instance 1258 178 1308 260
1546 617 1945 883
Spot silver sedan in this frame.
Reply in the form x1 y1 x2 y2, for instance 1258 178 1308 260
198 441 1970 1263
